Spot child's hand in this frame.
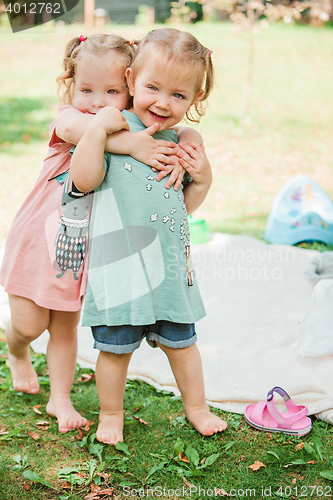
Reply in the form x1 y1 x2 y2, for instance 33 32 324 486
131 122 177 170
155 160 185 191
93 106 129 136
177 142 212 189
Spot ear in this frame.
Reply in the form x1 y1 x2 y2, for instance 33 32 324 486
126 67 134 97
192 89 204 104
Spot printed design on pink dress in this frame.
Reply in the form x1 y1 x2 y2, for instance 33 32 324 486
54 173 93 280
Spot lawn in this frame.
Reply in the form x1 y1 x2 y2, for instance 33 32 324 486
0 17 333 499
1 19 333 245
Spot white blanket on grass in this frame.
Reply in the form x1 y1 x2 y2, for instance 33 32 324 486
1 234 333 424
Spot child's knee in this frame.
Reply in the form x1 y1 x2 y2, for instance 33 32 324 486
8 319 44 342
48 310 81 336
157 341 186 357
98 350 132 364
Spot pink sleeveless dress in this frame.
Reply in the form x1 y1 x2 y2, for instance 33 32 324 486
0 105 90 311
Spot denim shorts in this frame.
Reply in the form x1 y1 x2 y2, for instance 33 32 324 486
91 320 197 354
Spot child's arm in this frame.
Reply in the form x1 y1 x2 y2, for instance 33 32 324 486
179 142 212 215
70 107 128 193
172 126 203 146
56 109 177 172
56 112 95 146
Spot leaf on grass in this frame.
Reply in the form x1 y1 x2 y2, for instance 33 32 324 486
23 469 54 489
311 436 324 460
320 470 333 481
185 445 200 468
200 453 220 468
88 443 104 462
36 420 49 426
183 476 195 488
132 415 151 426
28 431 40 440
23 482 31 490
36 420 50 430
146 461 168 480
215 489 231 498
173 438 184 455
77 373 95 383
90 484 101 493
0 428 22 440
83 420 94 432
98 489 114 496
179 453 190 464
84 494 100 500
249 461 266 471
76 428 83 440
266 450 280 462
283 459 307 468
33 405 45 415
295 442 304 451
96 472 111 479
0 429 8 435
61 481 72 489
57 466 80 477
307 460 316 464
224 441 235 451
119 481 135 487
185 468 205 478
288 473 305 480
303 442 316 456
132 406 141 413
116 441 131 456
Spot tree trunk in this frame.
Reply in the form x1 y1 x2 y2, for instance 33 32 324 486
240 2 255 127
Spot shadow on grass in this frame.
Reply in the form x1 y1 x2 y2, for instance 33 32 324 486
0 97 53 147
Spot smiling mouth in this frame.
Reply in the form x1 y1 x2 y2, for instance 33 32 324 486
149 110 169 120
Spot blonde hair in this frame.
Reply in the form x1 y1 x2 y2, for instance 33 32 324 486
57 34 138 105
130 28 214 123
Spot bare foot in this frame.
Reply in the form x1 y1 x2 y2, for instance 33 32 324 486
46 398 87 433
96 412 124 445
8 351 39 394
187 407 227 436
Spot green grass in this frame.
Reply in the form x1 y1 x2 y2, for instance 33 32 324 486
1 18 333 498
1 336 333 499
1 21 333 244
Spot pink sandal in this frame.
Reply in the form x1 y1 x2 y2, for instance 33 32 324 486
244 387 312 436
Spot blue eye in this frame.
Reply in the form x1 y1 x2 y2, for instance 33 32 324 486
148 85 158 91
108 89 117 94
174 93 184 99
82 89 91 93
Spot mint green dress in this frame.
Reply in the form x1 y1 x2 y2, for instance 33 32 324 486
82 110 206 327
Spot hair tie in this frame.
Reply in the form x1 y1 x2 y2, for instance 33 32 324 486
208 49 213 56
79 35 87 42
128 39 135 46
